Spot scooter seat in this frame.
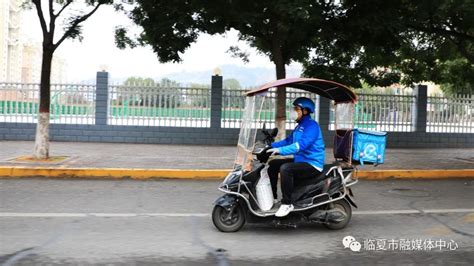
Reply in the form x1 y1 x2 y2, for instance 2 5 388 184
291 163 340 204
295 162 339 187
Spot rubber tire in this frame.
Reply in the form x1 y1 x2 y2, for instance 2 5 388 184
212 204 246 233
323 199 352 230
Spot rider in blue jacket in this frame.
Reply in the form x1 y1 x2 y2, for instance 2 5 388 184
267 97 325 217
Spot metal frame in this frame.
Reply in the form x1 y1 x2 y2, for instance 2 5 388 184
334 102 355 165
220 82 360 217
221 88 320 129
0 82 96 124
107 83 211 127
218 165 355 218
427 95 473 133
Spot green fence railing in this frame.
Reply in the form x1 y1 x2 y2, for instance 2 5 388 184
109 106 211 118
0 101 93 116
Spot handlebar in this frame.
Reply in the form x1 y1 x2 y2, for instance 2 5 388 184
261 124 278 145
253 125 279 163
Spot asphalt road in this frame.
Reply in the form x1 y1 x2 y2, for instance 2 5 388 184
0 178 473 265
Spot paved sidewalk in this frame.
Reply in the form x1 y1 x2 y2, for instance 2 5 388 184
1 141 473 170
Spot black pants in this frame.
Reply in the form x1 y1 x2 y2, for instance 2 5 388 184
268 158 321 205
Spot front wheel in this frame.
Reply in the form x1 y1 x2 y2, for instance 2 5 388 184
324 199 352 230
212 204 246 232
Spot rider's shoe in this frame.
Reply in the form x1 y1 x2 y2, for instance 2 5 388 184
275 204 294 217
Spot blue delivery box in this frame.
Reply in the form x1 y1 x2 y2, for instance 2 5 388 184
352 129 387 165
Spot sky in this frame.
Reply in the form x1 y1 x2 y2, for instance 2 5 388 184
22 3 302 83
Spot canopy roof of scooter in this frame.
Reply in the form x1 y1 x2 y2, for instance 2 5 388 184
246 78 358 103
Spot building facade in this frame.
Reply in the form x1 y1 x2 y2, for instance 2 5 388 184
1 1 67 83
0 0 22 82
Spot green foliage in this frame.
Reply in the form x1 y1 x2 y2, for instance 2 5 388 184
118 0 335 68
354 81 377 94
188 83 207 89
227 46 250 64
119 0 473 95
123 77 156 86
223 79 242 90
303 0 474 93
158 78 180 88
119 77 185 107
429 58 474 95
116 0 345 131
114 27 137 49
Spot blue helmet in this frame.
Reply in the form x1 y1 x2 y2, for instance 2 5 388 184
293 97 315 114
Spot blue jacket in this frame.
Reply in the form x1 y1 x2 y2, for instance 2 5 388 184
271 115 325 171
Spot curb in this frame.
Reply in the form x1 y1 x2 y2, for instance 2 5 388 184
0 167 473 180
0 167 226 180
354 169 474 180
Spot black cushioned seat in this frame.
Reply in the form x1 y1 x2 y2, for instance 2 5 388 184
294 162 339 187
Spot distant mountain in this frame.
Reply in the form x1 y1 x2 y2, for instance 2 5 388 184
156 64 303 87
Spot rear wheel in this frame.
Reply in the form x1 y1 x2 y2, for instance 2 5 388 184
212 204 245 232
324 199 352 230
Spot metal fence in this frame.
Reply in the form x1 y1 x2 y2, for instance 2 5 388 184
329 92 416 132
221 89 246 128
2 81 473 133
221 88 319 129
108 84 211 127
427 95 473 133
0 82 96 124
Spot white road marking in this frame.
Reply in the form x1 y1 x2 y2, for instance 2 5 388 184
0 212 209 217
0 209 473 218
353 209 474 215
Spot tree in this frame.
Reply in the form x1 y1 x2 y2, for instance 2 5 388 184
123 76 156 86
119 77 186 107
223 79 242 90
118 77 156 106
303 0 474 94
158 78 180 88
396 0 474 95
399 0 474 65
116 0 336 139
28 0 112 159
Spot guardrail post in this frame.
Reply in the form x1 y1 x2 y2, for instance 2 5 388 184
96 71 108 126
413 84 427 132
211 74 223 129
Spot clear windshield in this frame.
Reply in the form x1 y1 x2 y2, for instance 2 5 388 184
234 94 266 170
335 102 355 129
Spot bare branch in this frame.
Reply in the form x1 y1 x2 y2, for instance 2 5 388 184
48 0 53 19
54 0 73 19
49 0 55 35
53 2 103 50
32 0 48 34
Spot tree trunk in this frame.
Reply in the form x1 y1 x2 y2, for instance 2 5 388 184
34 45 53 159
273 47 287 140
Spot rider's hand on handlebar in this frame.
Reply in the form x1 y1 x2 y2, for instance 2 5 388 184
266 148 280 156
260 145 271 153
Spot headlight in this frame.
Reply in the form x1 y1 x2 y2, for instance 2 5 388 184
222 169 242 185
